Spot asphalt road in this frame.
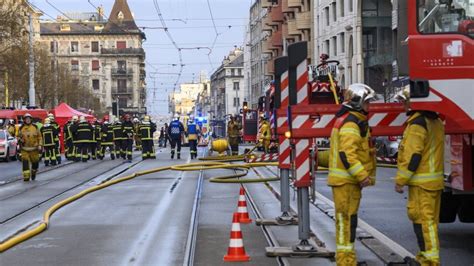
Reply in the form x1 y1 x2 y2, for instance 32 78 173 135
0 155 68 184
314 167 474 266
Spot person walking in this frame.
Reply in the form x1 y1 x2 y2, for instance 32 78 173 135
18 113 42 181
259 114 271 153
100 120 115 160
227 115 242 156
122 114 135 162
112 118 125 159
163 123 169 148
91 120 102 160
327 84 377 265
139 115 157 159
71 116 93 162
40 118 58 166
186 116 200 159
168 116 184 159
48 114 62 164
394 88 445 266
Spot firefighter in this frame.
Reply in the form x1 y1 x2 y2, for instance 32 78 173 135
139 115 156 159
70 115 81 161
259 114 271 153
72 116 93 162
394 88 444 266
168 115 184 159
187 116 200 159
112 117 125 159
122 114 135 162
40 118 58 166
163 123 169 148
227 115 241 156
48 113 62 164
133 117 142 151
7 119 16 137
91 120 102 160
327 84 377 265
100 120 115 160
18 113 42 181
64 117 76 160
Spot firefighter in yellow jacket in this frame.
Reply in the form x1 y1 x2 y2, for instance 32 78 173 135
259 114 271 153
328 84 377 265
394 88 444 266
227 115 242 156
18 113 43 181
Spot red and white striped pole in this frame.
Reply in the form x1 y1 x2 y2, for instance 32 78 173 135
288 41 313 250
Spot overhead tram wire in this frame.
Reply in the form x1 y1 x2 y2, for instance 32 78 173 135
153 0 184 96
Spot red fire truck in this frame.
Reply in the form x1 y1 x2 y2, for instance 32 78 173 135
275 0 473 223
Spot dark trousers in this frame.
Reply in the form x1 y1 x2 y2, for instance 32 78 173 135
77 143 89 162
170 138 182 158
43 145 57 166
189 139 197 159
114 140 124 158
101 144 115 159
164 136 169 147
122 139 133 160
55 141 61 163
142 140 155 159
66 139 74 159
90 142 100 159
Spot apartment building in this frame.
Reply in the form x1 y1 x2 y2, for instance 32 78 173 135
38 0 147 116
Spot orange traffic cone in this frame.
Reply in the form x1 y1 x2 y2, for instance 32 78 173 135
237 187 252 224
224 212 250 262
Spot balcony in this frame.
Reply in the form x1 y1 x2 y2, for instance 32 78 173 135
261 0 272 8
111 68 133 78
270 5 284 24
101 48 145 57
282 0 293 14
271 30 283 48
266 59 275 75
287 18 300 36
288 0 303 8
112 87 133 95
262 39 273 55
263 15 273 32
296 11 311 30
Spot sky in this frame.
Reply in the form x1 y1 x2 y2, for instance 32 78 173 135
30 0 253 115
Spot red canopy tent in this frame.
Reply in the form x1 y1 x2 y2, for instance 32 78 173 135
51 103 95 152
52 103 95 127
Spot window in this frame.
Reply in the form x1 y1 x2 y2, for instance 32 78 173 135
332 2 337 22
50 41 57 53
91 41 99 53
233 82 240 91
117 79 127 93
118 97 128 108
340 32 345 53
332 36 337 56
117 60 127 72
324 40 330 55
340 0 345 17
325 7 330 26
71 41 79 52
92 79 100 91
92 60 100 71
71 60 79 71
116 41 126 49
362 0 378 17
349 0 353 12
233 97 240 107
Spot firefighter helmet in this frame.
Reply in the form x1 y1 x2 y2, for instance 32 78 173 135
343 83 377 111
79 116 86 122
133 117 139 123
23 113 32 119
144 115 150 122
72 115 79 122
395 87 410 103
44 118 51 124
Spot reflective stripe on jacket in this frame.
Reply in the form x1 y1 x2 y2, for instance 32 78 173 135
396 112 444 190
328 111 376 186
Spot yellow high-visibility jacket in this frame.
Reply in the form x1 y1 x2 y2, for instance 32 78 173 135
19 124 43 151
396 112 444 191
328 110 376 186
259 121 271 141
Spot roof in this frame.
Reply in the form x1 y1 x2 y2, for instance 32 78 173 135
40 0 144 38
225 53 244 68
53 103 94 119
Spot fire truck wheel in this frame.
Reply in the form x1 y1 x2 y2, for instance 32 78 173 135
439 191 459 223
457 195 474 223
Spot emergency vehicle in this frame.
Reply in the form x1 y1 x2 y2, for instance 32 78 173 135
274 0 473 223
241 104 258 143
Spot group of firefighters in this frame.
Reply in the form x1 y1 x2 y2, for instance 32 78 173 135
328 84 444 266
11 81 443 265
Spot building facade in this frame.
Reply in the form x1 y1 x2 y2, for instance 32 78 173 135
210 48 245 120
38 0 146 116
248 0 314 109
171 81 208 116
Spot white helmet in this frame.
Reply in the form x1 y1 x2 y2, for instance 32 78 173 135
72 115 79 122
394 87 410 103
343 83 377 111
79 116 86 122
